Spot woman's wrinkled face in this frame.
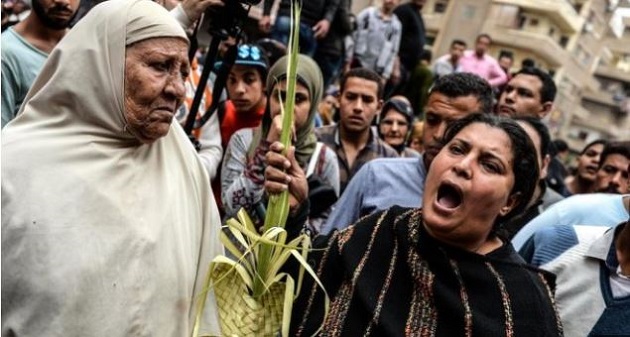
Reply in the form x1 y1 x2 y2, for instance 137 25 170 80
269 79 311 129
124 37 189 144
379 109 409 147
576 143 604 182
422 123 519 251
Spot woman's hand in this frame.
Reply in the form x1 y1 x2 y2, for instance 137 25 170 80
266 114 295 144
264 142 308 212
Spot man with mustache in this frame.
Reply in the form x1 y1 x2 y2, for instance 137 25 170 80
2 0 80 128
320 72 493 235
496 66 556 119
494 67 565 238
593 141 630 194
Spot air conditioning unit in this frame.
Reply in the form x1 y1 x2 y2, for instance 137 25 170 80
583 22 594 33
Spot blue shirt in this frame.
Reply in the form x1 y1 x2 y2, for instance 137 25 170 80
514 193 629 263
321 156 427 234
1 27 48 128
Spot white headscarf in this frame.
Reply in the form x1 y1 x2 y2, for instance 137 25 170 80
1 0 222 335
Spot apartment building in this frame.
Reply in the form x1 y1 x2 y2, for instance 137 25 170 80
352 0 629 150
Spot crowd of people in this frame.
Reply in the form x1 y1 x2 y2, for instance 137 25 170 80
2 0 629 336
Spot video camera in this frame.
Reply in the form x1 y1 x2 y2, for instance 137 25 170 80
183 0 262 138
204 0 261 39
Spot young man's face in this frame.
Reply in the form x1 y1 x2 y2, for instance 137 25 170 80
450 43 466 62
475 36 491 55
226 65 265 113
594 154 630 194
575 143 605 182
497 74 551 119
338 77 382 135
499 56 513 71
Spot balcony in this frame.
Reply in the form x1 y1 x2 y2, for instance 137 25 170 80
482 23 567 67
595 65 630 84
582 90 621 108
571 115 623 139
493 0 584 33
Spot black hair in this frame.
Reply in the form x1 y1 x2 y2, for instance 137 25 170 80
552 139 568 153
514 116 551 161
514 67 557 104
429 72 494 113
499 52 514 61
598 141 630 169
580 139 608 156
476 33 492 44
339 67 384 99
521 58 536 68
451 39 467 48
420 49 432 63
440 114 539 226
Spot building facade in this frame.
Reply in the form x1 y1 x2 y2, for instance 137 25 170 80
352 0 629 150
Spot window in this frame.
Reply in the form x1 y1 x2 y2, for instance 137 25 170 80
559 36 569 48
581 50 592 66
578 131 589 141
434 1 448 13
518 15 526 29
530 18 539 26
462 5 477 20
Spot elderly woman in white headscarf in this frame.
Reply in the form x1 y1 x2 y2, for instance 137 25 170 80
1 0 222 335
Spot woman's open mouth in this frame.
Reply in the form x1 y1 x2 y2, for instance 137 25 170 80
436 182 463 210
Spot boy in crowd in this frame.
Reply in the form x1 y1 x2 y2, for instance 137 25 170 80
316 68 399 194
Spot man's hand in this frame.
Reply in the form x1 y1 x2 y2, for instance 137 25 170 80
312 19 331 39
181 0 224 23
390 57 401 85
264 142 308 211
259 15 272 34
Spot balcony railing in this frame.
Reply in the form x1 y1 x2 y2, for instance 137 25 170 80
596 64 630 83
493 0 584 33
482 24 567 67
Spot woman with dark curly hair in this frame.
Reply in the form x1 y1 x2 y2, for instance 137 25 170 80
265 113 563 336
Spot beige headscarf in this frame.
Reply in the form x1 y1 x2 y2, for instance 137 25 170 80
1 0 222 335
247 54 324 168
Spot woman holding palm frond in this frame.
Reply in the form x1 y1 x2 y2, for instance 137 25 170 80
266 114 564 336
221 54 339 231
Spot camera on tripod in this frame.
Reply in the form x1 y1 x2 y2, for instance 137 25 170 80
200 0 261 42
183 0 262 137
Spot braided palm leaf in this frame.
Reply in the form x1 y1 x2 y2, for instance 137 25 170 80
192 2 328 336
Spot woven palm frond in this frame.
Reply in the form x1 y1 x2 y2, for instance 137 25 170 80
192 2 329 336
